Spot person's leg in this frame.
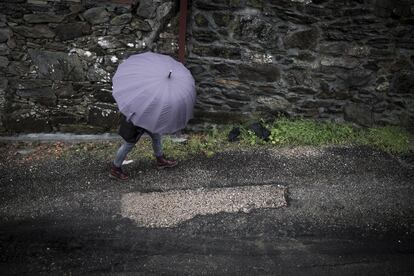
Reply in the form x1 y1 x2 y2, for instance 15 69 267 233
110 141 135 180
147 132 178 169
113 141 136 167
147 132 163 157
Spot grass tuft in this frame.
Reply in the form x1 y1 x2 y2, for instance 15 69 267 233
268 118 355 146
355 126 410 154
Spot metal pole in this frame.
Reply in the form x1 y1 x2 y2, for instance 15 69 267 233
178 0 188 64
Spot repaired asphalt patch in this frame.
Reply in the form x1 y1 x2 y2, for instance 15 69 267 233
121 184 287 228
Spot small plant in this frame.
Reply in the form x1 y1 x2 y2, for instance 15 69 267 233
163 125 232 159
240 128 259 146
268 118 357 146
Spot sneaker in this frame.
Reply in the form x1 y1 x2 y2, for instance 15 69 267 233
156 155 178 170
110 163 129 180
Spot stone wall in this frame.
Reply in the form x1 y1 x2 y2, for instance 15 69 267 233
187 0 414 130
0 0 179 133
0 0 413 134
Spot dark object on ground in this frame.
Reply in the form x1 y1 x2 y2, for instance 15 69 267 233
228 122 271 142
228 127 241 142
110 163 129 181
248 122 271 141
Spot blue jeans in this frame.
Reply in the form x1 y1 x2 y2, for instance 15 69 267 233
113 132 163 168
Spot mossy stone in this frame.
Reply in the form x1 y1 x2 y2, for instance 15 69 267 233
213 13 234 27
195 13 209 27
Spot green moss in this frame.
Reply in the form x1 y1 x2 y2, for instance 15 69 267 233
213 13 233 27
247 0 263 8
194 13 209 27
229 0 243 7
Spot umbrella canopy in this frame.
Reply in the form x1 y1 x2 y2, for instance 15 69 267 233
112 52 196 134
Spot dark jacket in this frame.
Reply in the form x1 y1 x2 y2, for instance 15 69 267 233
118 114 145 143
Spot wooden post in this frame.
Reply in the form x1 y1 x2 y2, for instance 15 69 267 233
178 0 188 64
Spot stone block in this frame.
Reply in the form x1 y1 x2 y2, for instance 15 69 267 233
137 0 159 19
0 43 9 55
111 13 132 25
108 25 124 35
193 29 220 43
210 63 237 77
0 79 6 120
23 12 64 23
55 22 91 41
130 18 152 32
9 79 52 90
222 89 251 101
319 42 348 56
192 44 241 59
0 28 12 43
7 61 29 76
344 103 373 127
338 70 373 89
284 28 319 50
4 110 52 133
192 110 249 124
97 36 124 49
16 86 57 106
247 0 266 8
0 56 9 68
391 71 414 94
194 0 228 10
53 82 76 98
49 110 82 125
0 78 7 90
289 86 318 95
69 48 97 62
88 104 118 129
212 12 234 27
83 7 110 25
237 64 280 82
194 13 209 27
320 56 359 69
87 64 111 82
29 49 85 81
92 88 115 103
235 17 278 45
257 96 291 112
12 25 55 38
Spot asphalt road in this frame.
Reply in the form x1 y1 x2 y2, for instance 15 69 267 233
0 144 414 275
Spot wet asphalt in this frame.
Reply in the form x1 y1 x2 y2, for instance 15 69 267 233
0 143 414 275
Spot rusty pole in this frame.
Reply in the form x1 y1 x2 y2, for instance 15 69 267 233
178 0 188 64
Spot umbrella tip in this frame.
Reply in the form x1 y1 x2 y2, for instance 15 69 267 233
168 70 172 78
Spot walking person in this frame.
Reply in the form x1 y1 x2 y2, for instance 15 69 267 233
110 114 178 181
110 51 196 180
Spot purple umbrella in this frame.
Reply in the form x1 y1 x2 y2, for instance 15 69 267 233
112 52 196 134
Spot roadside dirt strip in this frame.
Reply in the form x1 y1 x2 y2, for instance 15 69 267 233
121 184 287 227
